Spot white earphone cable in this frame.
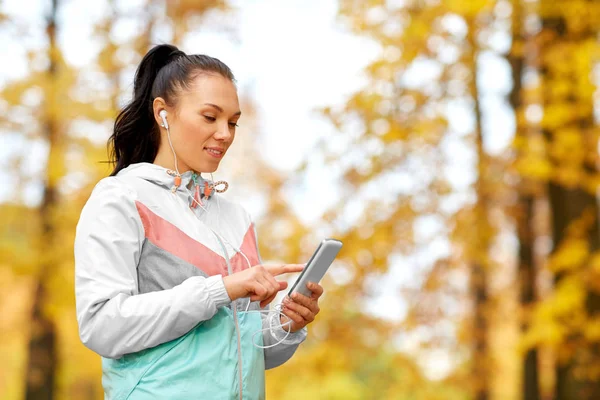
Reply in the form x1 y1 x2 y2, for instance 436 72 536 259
183 183 294 347
164 122 296 348
164 117 180 177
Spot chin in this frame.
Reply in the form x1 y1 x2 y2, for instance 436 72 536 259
193 163 219 174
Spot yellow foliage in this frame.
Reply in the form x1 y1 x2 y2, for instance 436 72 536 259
444 0 492 18
584 317 600 342
541 104 578 130
514 155 552 181
4 0 600 398
554 277 586 316
590 253 600 275
548 238 589 273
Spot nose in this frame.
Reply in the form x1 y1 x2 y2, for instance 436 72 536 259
213 122 233 142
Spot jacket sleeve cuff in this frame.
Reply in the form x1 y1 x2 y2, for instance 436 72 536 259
268 316 308 345
205 275 232 309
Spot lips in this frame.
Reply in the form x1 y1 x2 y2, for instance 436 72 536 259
204 147 224 158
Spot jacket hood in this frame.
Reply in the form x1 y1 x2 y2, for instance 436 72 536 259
116 162 214 197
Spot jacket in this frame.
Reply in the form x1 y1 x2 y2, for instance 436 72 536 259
74 162 307 399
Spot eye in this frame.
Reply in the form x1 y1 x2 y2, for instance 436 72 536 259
229 122 239 128
203 116 216 122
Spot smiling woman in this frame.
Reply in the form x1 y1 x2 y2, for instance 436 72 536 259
74 44 325 400
151 76 242 172
109 45 240 176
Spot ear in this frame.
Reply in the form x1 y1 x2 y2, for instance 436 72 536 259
152 97 169 128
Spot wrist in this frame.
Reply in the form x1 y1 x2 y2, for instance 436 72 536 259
280 315 294 333
222 275 238 301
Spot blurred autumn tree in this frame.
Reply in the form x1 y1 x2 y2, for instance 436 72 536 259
0 0 232 398
322 0 504 397
526 1 600 399
506 1 600 399
3 0 600 399
309 0 600 399
0 0 103 397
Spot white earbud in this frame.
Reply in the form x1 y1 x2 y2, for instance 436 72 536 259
159 110 169 129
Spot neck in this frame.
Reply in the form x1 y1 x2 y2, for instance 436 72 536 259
153 147 191 175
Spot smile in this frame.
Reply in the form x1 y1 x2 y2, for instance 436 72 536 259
205 147 224 158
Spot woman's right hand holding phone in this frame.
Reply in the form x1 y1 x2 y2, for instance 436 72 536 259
222 264 304 308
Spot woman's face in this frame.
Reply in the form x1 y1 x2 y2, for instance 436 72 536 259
154 73 241 173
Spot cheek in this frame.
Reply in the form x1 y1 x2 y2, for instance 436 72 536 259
178 115 210 146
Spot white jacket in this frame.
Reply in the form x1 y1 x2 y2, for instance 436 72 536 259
74 162 307 399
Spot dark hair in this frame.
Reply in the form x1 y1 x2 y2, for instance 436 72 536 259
108 44 236 176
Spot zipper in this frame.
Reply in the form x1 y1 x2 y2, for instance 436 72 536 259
213 232 244 400
175 187 245 400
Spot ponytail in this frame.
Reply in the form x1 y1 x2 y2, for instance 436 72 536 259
108 44 235 176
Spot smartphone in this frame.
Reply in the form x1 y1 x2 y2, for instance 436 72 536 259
287 238 343 298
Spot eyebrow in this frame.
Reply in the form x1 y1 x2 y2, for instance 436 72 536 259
204 103 242 117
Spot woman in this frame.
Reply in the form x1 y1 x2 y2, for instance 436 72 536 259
74 44 323 400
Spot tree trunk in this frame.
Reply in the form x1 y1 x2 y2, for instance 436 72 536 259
538 3 600 398
508 1 541 399
25 0 59 398
466 17 490 400
517 196 540 400
549 183 600 400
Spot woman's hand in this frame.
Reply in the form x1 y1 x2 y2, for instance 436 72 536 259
280 282 323 333
222 264 304 308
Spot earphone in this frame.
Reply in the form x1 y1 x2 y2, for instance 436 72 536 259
159 112 296 348
159 109 169 130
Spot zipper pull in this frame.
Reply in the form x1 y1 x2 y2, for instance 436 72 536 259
192 183 202 208
190 172 202 208
203 181 213 199
167 169 181 193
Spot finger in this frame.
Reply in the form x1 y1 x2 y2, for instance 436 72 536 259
307 282 324 299
257 276 277 307
260 282 288 306
249 281 268 302
283 300 314 322
257 275 280 307
281 305 304 325
266 264 305 276
258 283 288 308
257 276 278 301
290 292 320 314
290 292 315 309
264 272 283 293
260 292 277 309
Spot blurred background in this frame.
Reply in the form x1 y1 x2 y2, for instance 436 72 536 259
1 0 600 399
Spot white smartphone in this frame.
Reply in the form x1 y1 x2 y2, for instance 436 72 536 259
287 238 343 298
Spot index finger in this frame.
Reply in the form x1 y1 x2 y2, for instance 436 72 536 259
265 264 305 276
